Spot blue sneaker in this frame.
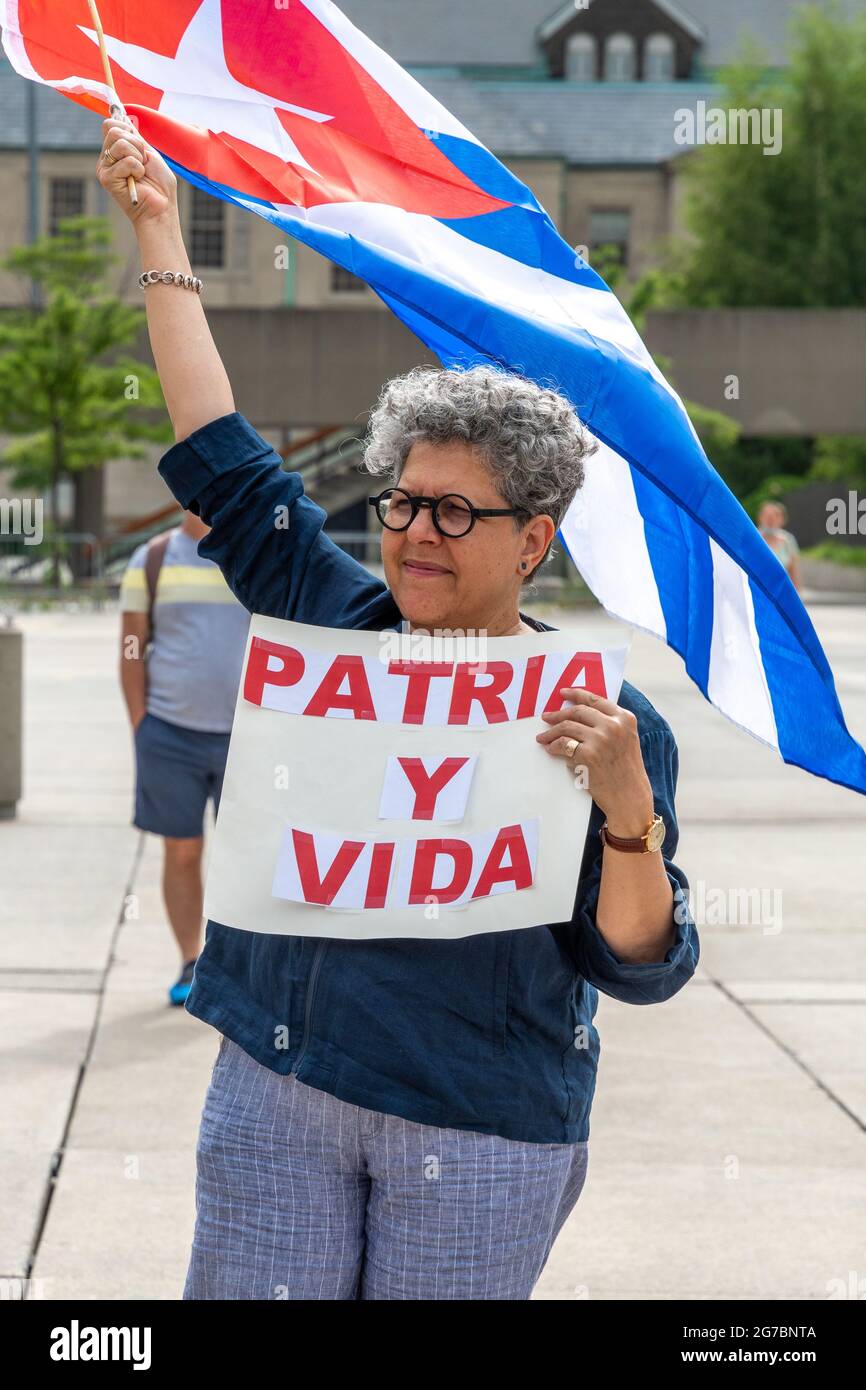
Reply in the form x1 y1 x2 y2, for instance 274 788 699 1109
168 958 197 1007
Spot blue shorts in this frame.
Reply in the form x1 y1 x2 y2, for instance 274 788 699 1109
134 712 231 840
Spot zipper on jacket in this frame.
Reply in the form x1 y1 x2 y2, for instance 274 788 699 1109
291 939 328 1077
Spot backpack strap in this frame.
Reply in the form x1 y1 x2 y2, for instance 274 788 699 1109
143 530 173 639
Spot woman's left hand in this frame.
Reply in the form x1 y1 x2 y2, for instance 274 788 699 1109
535 686 655 835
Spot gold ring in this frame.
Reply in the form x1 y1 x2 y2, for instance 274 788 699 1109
564 737 580 760
102 145 118 165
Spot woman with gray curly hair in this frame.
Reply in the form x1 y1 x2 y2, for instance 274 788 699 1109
99 116 699 1302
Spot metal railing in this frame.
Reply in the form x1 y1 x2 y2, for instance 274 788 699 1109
0 531 104 590
0 515 189 599
0 526 587 602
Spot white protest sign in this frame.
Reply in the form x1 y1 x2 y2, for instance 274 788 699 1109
203 616 631 940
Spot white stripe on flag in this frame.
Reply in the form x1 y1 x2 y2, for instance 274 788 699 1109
559 436 666 640
707 538 779 749
271 198 668 389
302 0 482 144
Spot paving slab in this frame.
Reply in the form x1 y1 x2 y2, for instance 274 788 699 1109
2 602 863 1301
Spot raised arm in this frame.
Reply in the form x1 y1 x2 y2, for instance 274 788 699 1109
95 116 392 626
96 116 233 441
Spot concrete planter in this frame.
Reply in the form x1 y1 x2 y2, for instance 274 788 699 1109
801 558 866 594
0 622 23 819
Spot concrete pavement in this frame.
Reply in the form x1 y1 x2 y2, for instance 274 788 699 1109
1 601 864 1300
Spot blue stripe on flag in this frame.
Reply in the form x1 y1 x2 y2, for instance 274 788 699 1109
749 580 866 793
432 134 608 289
438 203 608 291
630 470 715 691
423 133 541 208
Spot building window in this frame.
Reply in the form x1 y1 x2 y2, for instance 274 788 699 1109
48 177 85 235
603 32 636 82
331 264 367 293
589 209 631 269
645 32 676 82
189 186 225 267
564 33 596 81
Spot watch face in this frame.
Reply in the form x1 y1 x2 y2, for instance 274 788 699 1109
647 818 665 852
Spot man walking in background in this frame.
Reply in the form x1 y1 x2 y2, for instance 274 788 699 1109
119 511 250 1005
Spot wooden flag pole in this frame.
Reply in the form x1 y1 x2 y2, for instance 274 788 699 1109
86 0 138 206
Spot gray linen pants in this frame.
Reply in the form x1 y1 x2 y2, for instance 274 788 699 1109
183 1035 589 1300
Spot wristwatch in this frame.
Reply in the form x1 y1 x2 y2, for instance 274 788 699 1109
599 812 665 854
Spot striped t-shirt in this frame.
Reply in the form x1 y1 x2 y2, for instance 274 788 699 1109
119 528 250 733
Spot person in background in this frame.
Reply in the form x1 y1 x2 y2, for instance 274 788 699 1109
757 500 801 592
119 510 250 1005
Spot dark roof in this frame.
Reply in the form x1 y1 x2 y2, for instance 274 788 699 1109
0 0 862 164
0 58 722 165
338 0 863 70
0 59 102 148
539 0 706 46
422 76 722 163
666 0 862 66
0 49 719 165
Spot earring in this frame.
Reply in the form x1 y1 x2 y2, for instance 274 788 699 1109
520 562 527 571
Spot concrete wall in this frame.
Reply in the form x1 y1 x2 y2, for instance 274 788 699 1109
782 481 866 550
644 309 866 435
133 304 864 437
4 304 864 527
162 307 436 431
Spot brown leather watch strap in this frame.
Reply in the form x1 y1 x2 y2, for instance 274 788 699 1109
599 813 664 853
599 824 645 853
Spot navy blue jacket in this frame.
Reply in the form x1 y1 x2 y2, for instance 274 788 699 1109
159 412 700 1143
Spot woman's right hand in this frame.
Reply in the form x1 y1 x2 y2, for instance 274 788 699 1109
96 115 178 227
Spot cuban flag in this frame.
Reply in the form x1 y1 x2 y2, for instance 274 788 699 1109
3 0 865 794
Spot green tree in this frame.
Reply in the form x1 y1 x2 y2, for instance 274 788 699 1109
595 8 866 536
0 215 170 585
660 5 866 307
810 435 866 489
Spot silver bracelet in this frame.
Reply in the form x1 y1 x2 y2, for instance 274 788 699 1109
138 270 203 293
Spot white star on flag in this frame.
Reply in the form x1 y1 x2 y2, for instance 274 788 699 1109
80 0 332 171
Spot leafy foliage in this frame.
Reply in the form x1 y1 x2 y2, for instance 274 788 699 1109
657 8 866 307
0 215 170 497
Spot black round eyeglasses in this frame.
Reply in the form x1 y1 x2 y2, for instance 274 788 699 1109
368 487 523 538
